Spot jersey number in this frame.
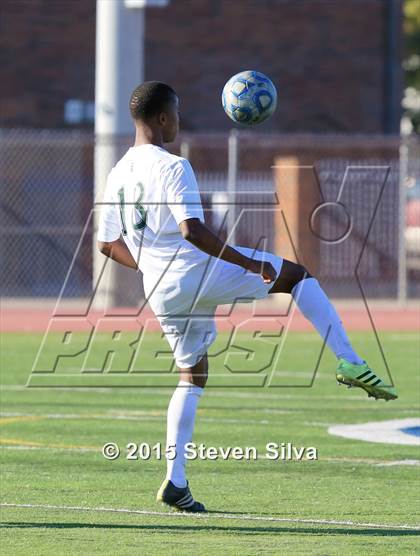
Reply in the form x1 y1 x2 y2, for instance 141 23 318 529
118 184 147 235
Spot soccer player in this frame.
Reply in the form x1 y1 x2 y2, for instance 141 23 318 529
97 81 398 513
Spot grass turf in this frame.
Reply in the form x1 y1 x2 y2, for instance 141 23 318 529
0 331 419 555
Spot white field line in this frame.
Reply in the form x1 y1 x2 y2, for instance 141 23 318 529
1 502 418 531
304 421 335 426
2 412 419 465
256 455 420 466
1 442 419 467
2 409 419 429
0 411 282 425
1 384 402 403
374 460 420 467
386 334 420 340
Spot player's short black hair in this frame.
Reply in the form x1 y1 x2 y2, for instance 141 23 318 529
129 81 177 121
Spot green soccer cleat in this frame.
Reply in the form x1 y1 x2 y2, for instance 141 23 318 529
336 359 398 401
156 479 206 513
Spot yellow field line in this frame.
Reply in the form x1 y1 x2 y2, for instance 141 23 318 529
0 416 44 425
0 437 98 450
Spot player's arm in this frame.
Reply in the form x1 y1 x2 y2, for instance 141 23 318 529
96 173 138 270
179 218 276 284
166 160 276 283
97 238 138 270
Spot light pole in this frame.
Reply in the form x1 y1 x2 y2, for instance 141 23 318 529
93 0 169 309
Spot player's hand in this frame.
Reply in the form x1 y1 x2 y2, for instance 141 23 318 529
247 259 277 284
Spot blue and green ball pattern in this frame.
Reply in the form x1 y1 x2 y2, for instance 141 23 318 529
222 70 277 125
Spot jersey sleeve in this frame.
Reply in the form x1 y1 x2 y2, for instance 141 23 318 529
164 159 204 225
97 173 121 242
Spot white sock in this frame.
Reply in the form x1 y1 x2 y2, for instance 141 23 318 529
166 380 203 488
292 278 364 365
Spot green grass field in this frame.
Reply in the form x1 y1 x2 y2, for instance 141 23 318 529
1 331 419 555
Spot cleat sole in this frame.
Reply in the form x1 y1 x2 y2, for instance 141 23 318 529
336 374 397 401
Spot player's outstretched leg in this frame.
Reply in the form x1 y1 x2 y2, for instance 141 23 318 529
269 260 398 400
156 355 208 512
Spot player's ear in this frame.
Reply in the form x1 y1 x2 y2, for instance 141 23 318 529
158 112 167 126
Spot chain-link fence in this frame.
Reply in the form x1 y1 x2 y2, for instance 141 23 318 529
0 129 94 298
1 128 418 302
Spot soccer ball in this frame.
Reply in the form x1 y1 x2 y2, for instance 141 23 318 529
222 70 277 126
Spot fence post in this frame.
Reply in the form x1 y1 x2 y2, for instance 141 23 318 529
397 138 408 304
227 129 239 245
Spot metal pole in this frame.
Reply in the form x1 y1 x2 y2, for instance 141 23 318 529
384 0 401 134
227 129 239 245
397 137 408 304
93 0 144 309
180 139 190 160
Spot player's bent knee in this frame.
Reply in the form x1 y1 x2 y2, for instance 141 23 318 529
191 371 208 389
185 369 208 389
299 264 313 282
269 259 313 294
179 354 208 389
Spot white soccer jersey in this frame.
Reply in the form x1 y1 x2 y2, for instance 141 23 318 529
97 143 283 365
97 144 208 279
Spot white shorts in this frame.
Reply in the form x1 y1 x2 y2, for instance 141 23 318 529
149 247 283 368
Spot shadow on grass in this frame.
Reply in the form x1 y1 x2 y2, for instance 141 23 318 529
1 522 419 537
